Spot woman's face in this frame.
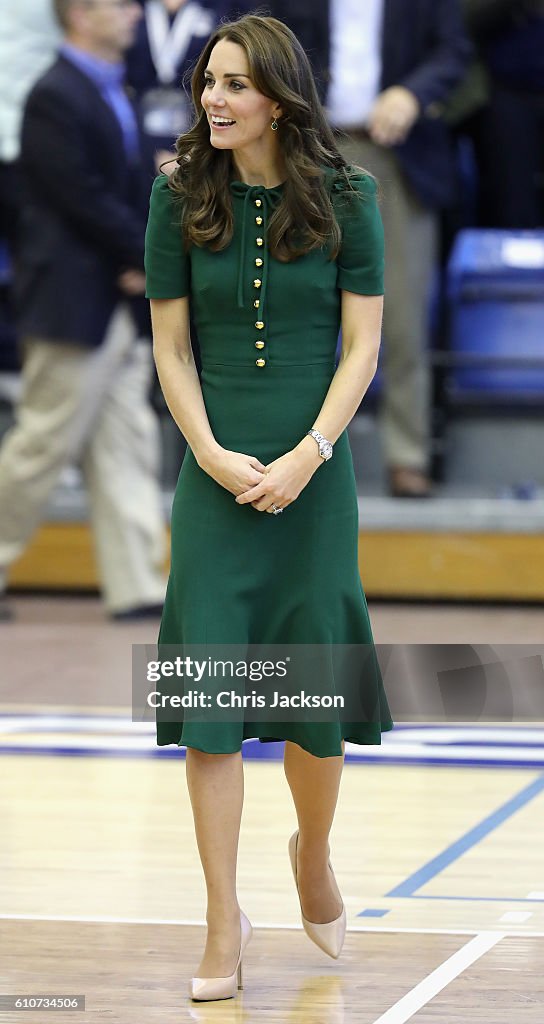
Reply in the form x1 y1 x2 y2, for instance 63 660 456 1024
201 39 282 154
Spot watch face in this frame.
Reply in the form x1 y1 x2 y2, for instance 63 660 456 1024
320 441 333 460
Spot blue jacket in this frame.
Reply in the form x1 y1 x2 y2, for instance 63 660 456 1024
269 0 472 208
16 55 154 348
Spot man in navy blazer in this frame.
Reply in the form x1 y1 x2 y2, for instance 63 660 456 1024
16 6 154 351
126 0 252 165
0 0 167 620
270 0 472 496
271 0 471 210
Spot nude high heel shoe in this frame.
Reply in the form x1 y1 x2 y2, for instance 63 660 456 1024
189 909 253 1002
288 830 346 959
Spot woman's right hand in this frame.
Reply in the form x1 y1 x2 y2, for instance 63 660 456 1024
200 447 267 497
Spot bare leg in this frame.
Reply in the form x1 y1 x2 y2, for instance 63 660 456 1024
185 748 244 977
283 740 345 923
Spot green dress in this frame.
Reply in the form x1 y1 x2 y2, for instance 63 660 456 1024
144 167 394 756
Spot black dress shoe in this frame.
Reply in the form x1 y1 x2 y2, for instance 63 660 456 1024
0 595 15 622
110 603 164 622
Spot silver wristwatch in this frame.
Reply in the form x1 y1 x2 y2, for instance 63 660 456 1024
307 429 333 461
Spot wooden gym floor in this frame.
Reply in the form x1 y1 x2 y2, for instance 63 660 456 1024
1 596 544 1023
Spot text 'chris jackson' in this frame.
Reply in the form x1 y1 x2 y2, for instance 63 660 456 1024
147 690 345 709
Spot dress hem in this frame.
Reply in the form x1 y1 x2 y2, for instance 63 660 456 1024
156 720 394 758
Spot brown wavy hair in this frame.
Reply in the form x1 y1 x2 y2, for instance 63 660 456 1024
167 13 362 262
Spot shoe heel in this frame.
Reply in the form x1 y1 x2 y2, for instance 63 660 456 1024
237 959 243 990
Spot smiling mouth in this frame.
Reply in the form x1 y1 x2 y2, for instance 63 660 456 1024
210 116 236 127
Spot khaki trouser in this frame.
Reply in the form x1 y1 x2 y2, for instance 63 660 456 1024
339 136 437 470
0 304 167 612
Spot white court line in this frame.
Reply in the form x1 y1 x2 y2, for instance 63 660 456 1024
0 913 479 933
1 914 542 938
370 931 504 1024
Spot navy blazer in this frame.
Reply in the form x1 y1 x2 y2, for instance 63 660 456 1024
16 55 154 348
269 0 472 208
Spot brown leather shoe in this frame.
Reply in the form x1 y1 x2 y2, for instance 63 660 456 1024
388 466 433 498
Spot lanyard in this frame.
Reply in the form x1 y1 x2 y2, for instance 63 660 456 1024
145 1 215 85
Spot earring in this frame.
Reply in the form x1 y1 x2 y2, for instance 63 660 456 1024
271 117 279 131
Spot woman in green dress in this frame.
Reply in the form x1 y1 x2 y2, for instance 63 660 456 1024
144 13 393 1002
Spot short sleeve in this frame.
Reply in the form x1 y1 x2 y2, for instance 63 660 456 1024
333 172 385 295
144 174 190 299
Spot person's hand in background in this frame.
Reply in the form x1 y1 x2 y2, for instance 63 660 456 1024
118 270 146 295
368 86 420 147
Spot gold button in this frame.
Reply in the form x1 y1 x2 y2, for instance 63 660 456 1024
254 299 260 308
256 358 266 367
255 199 262 207
255 258 263 267
253 279 262 288
255 340 265 349
256 237 264 247
255 321 264 330
255 216 263 225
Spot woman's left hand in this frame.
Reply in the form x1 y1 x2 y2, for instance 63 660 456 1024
235 445 322 513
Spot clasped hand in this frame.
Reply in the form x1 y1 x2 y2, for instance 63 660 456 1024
205 446 320 512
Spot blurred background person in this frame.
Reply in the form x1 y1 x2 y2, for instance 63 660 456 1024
125 0 253 392
0 1 61 389
0 0 167 622
457 0 544 228
269 0 472 497
126 0 252 172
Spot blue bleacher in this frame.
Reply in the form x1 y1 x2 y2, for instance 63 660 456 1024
447 230 544 400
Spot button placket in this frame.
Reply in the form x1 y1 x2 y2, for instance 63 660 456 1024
253 196 268 366
231 180 281 365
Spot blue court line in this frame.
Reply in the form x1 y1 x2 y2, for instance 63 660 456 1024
0 745 182 759
385 772 544 898
345 756 544 769
3 745 544 770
